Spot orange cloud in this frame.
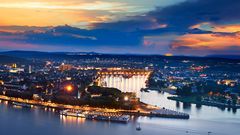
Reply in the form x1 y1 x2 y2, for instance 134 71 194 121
213 24 240 33
171 32 240 55
0 1 127 11
0 1 140 28
0 8 117 28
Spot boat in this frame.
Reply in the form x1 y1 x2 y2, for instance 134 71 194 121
109 115 130 123
12 102 32 108
85 114 130 123
60 110 130 123
208 131 212 135
60 110 85 118
136 123 141 131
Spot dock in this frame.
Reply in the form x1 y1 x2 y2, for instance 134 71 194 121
0 95 190 120
151 109 190 119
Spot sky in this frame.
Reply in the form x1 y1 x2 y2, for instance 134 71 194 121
0 0 240 56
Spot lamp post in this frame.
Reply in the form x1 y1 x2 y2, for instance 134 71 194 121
65 85 73 92
124 96 129 101
124 96 131 110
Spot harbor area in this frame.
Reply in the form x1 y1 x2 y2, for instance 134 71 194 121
0 94 190 123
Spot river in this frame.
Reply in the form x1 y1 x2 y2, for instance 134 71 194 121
0 91 239 135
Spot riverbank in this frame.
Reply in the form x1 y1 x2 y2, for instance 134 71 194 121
0 95 189 119
168 96 240 109
1 90 239 135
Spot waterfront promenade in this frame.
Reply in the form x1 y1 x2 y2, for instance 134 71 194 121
0 95 189 119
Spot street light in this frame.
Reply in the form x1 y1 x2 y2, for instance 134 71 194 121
124 96 129 101
124 96 131 110
65 85 73 92
0 80 4 85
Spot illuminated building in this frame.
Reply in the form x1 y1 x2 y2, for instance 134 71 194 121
0 80 4 85
9 68 24 73
219 80 237 87
28 65 32 74
12 63 17 68
59 63 73 71
2 82 28 91
97 69 151 98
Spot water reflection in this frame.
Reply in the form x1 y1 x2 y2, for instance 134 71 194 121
183 103 192 110
141 91 240 116
0 91 240 135
60 115 86 125
176 102 180 108
233 108 237 114
196 104 202 110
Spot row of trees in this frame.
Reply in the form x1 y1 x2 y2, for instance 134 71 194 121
4 90 33 100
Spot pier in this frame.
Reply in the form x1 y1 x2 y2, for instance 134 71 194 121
151 109 190 119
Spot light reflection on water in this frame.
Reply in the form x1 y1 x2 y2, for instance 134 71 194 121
99 75 239 121
0 92 240 135
0 84 240 134
101 73 240 134
60 115 86 125
141 91 239 119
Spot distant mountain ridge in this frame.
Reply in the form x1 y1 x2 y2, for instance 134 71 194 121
0 50 100 56
207 55 240 60
1 51 240 61
0 55 27 64
0 51 100 59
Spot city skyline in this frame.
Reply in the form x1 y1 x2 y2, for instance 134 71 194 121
0 0 240 56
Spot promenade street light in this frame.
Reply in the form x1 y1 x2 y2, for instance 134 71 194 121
65 85 73 92
124 96 129 101
0 80 4 85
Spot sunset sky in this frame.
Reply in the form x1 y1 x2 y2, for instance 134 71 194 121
0 0 240 56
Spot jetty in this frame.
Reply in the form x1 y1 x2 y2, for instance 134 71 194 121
151 109 190 119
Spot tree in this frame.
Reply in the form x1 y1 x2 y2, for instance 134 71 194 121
176 85 192 96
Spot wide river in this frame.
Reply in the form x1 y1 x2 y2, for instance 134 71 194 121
0 91 239 135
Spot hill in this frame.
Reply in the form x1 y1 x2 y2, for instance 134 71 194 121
207 55 240 60
0 55 27 64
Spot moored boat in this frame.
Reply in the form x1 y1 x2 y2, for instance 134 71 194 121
60 109 130 123
12 102 32 108
136 123 141 131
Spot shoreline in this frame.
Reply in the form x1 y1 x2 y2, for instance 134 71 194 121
145 88 240 109
168 96 240 109
0 95 190 119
